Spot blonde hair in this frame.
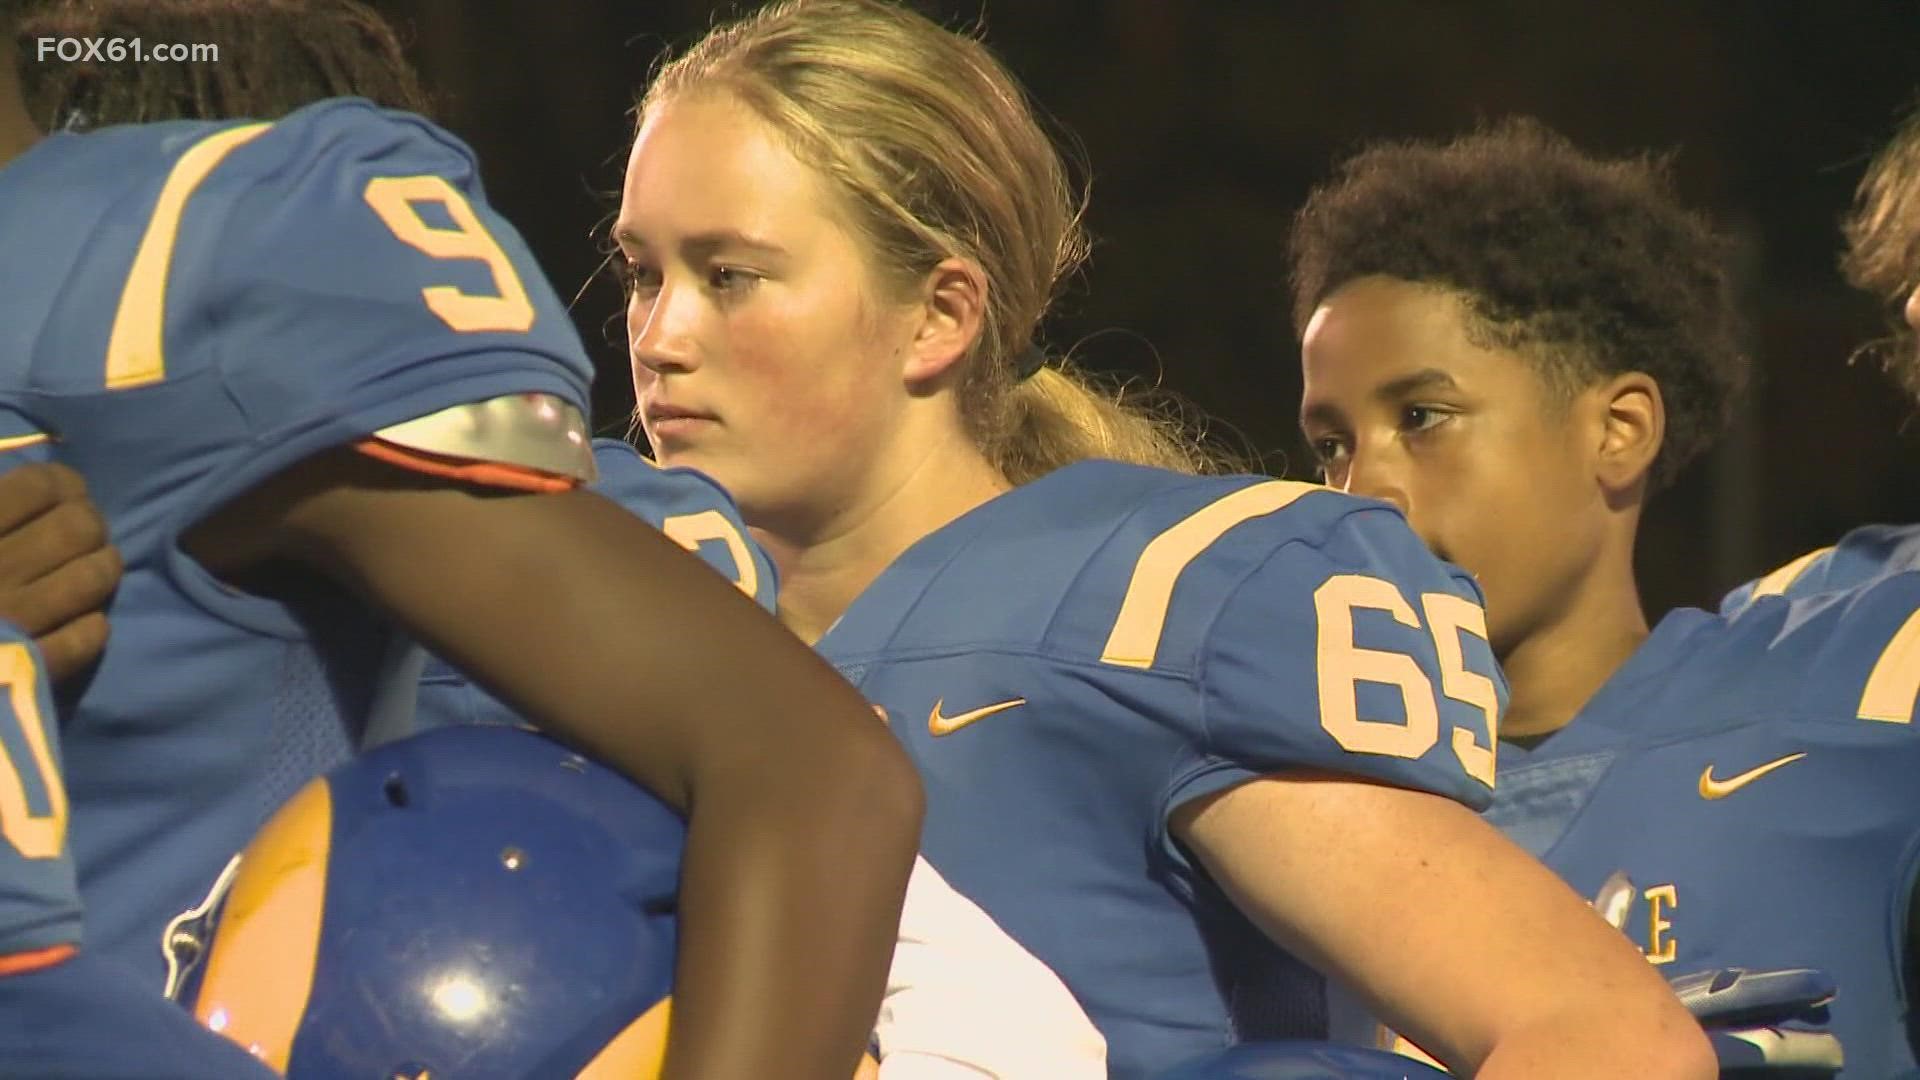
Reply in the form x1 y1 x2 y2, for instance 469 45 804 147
1845 106 1920 304
1843 105 1920 401
641 0 1236 483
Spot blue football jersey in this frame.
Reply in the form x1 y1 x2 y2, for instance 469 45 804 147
1721 523 1920 614
814 460 1503 1079
0 626 75 964
1486 579 1920 1077
0 98 594 985
414 437 775 731
0 619 281 1080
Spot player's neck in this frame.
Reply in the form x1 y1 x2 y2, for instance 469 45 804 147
1497 554 1650 740
757 429 1009 646
0 60 41 168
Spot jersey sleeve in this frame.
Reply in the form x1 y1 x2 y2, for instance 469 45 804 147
70 100 598 538
1166 501 1503 826
0 628 79 966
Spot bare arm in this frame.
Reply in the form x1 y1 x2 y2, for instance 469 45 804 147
191 449 922 1080
1172 773 1713 1080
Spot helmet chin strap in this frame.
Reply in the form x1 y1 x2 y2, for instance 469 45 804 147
161 853 243 1002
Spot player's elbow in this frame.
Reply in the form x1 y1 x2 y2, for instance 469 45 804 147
742 703 923 848
1643 1006 1720 1076
1604 977 1716 1079
1663 1021 1719 1080
1489 995 1714 1080
836 722 925 849
1607 1009 1716 1080
843 731 924 878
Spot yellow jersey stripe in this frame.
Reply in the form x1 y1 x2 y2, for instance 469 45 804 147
105 122 272 390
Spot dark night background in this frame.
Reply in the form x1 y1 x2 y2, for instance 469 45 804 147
370 1 1920 617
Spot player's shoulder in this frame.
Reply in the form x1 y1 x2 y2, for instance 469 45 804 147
42 100 477 263
217 97 473 177
824 460 1471 673
0 116 233 278
137 94 583 395
590 439 777 611
15 115 225 174
166 98 480 224
1647 566 1920 735
1764 566 1920 726
1720 523 1920 614
1023 459 1411 550
40 99 471 202
589 438 738 522
979 461 1437 583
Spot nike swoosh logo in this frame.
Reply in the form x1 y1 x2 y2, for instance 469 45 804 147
928 696 1026 736
1698 752 1807 800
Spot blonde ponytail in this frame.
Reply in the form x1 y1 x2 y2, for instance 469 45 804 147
988 361 1250 485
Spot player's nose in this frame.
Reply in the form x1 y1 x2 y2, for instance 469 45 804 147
628 286 703 377
1340 451 1410 517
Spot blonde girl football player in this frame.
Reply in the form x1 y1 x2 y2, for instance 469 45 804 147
613 2 1712 1077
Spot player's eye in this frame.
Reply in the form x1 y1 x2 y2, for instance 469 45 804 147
1309 434 1349 466
707 265 760 294
1400 404 1450 434
619 261 662 298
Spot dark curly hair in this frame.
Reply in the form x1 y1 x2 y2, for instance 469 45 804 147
15 0 430 130
1842 103 1920 402
1289 118 1746 491
0 2 34 38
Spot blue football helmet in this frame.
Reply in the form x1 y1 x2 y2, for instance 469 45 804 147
165 724 685 1078
1154 1041 1455 1080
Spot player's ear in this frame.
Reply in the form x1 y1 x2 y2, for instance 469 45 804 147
900 256 986 390
1592 371 1663 498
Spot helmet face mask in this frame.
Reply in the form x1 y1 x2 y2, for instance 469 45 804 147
173 725 686 1078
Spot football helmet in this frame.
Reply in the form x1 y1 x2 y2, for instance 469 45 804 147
166 724 684 1078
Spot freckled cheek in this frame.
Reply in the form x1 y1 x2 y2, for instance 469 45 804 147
716 342 839 458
